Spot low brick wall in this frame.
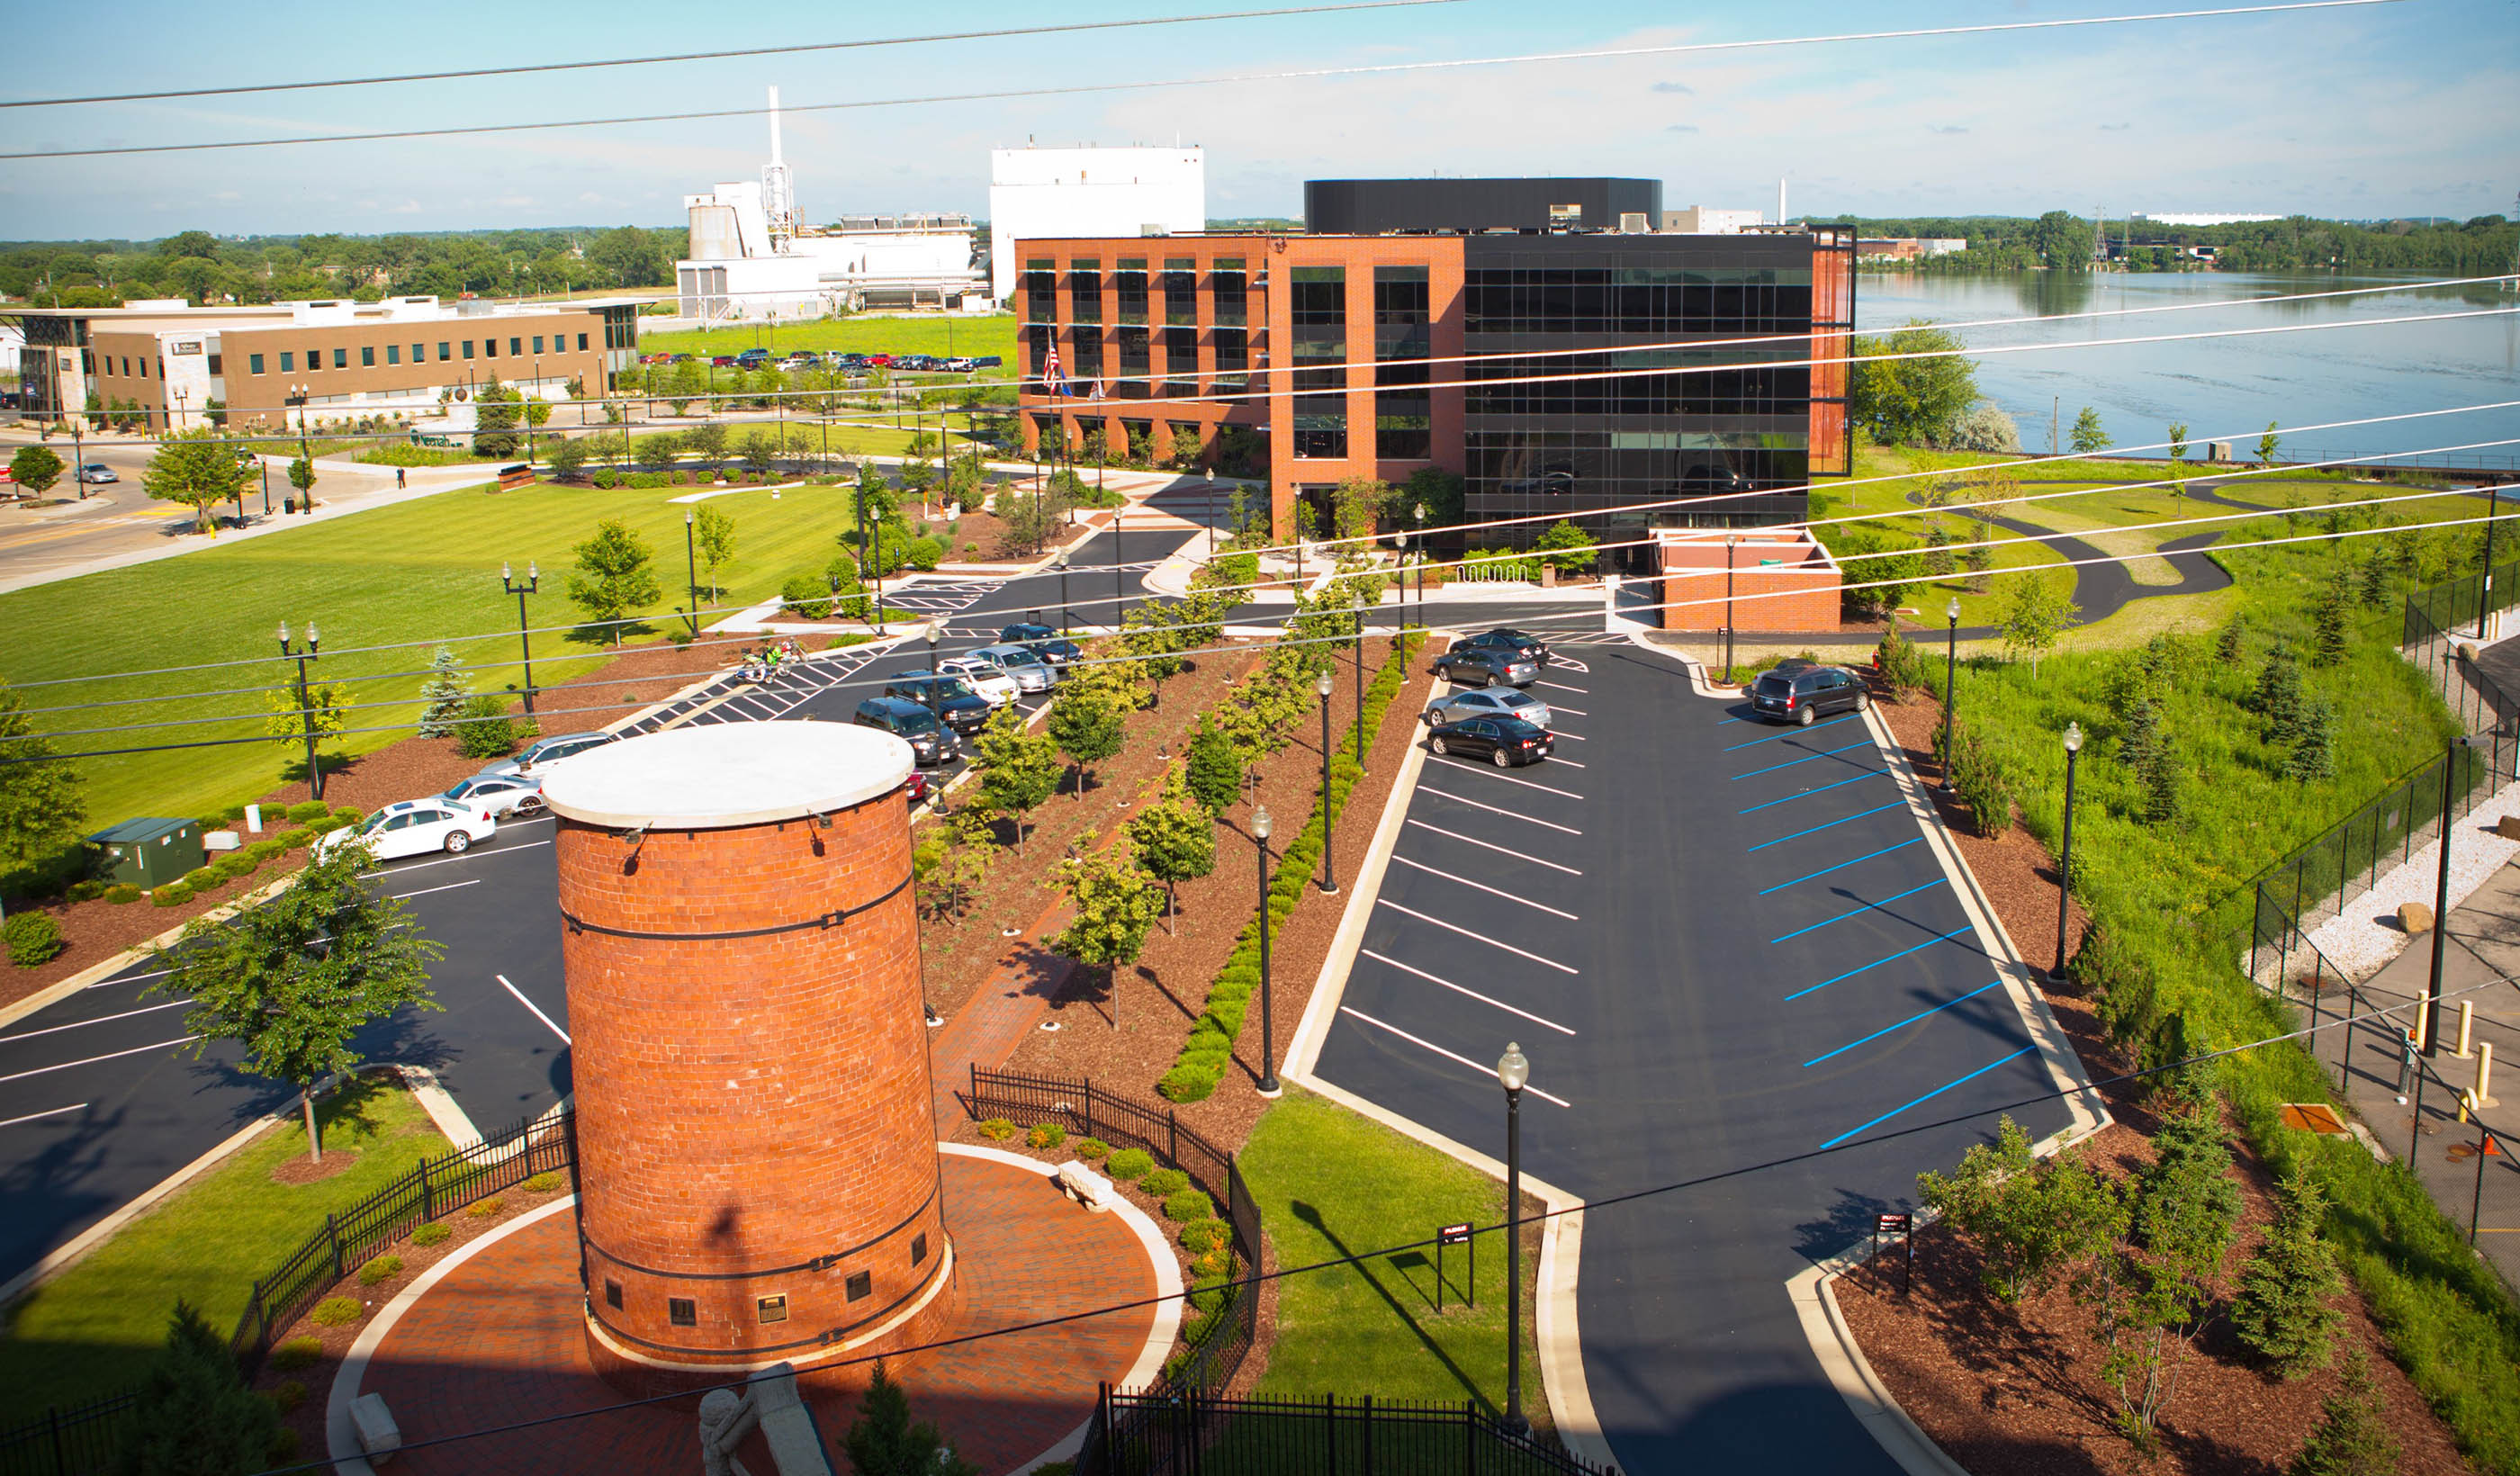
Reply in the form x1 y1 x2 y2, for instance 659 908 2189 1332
1655 532 1841 632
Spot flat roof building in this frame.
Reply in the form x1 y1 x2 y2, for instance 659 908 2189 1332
988 146 1207 302
1012 178 1854 544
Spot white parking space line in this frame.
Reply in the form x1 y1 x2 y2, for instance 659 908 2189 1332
386 879 482 902
1338 1007 1571 1106
0 1102 87 1128
1547 655 1590 673
1404 820 1584 874
366 838 554 879
1418 788 1582 835
1426 758 1583 801
87 965 174 990
498 974 571 1044
1544 756 1587 770
1362 949 1578 1034
1377 900 1579 974
1549 730 1586 740
1542 703 1588 716
0 997 192 1045
1535 680 1586 695
0 1036 198 1085
1390 855 1579 918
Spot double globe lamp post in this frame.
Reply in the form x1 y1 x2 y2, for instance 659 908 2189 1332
1254 806 1279 1096
2053 721 2083 977
1942 595 1962 793
276 622 324 802
1315 670 1337 896
500 562 539 715
1497 1040 1531 1436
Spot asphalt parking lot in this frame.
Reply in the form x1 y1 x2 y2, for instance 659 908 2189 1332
1310 642 2070 1474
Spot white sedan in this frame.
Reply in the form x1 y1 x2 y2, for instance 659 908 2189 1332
935 656 1021 707
1423 688 1553 729
439 771 546 819
317 798 496 862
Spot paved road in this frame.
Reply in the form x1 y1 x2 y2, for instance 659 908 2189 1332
1310 643 2070 1472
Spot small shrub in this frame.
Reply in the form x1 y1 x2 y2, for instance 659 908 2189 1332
522 1170 566 1193
357 1255 403 1286
309 1297 364 1327
180 867 223 891
1105 1148 1153 1181
151 883 194 907
268 1336 324 1372
1140 1167 1189 1198
274 828 313 849
284 801 330 823
270 1424 301 1462
1178 1219 1230 1254
1026 1123 1066 1151
266 1379 308 1414
66 879 107 903
465 1196 505 1219
1074 1137 1112 1160
1162 1188 1214 1222
104 884 142 904
410 1222 451 1246
246 839 284 862
4 913 65 967
454 694 523 759
976 1117 1019 1142
213 854 258 880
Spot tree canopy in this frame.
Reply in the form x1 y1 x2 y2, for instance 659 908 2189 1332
141 428 247 534
1849 322 1983 448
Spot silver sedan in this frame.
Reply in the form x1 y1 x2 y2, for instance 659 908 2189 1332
971 644 1058 693
1423 688 1553 729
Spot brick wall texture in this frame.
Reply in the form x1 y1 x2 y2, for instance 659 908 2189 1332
1656 539 1844 632
555 792 949 1372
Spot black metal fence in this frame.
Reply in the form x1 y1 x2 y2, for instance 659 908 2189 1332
1079 1388 1614 1476
0 1393 137 1476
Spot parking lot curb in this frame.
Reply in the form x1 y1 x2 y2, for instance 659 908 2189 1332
0 868 309 1034
1786 1239 1974 1476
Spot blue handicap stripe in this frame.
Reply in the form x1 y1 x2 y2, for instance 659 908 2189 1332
1804 979 2006 1066
1769 878 1950 944
1749 799 1911 853
1819 1045 2039 1151
1757 837 1923 897
1786 924 1978 1002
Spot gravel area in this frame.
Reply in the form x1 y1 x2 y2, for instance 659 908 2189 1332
2302 778 2520 979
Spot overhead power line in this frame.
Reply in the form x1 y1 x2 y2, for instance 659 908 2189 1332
0 0 2398 161
0 1 1462 110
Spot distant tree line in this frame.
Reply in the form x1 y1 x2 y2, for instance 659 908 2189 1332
1840 210 2516 274
0 223 685 307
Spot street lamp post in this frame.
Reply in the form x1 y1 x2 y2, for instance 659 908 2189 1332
1113 480 1126 633
277 622 324 802
1315 670 1338 896
1724 534 1742 683
1943 596 1962 792
1255 806 1281 1095
685 508 700 635
1352 595 1366 762
1054 549 1072 632
1396 529 1411 637
1497 1041 1530 1436
1413 502 1428 634
2479 482 2502 641
926 617 945 686
501 562 540 714
2053 722 2084 977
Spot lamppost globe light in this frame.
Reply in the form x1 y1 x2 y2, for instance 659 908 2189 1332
275 621 289 646
1497 1041 1530 1093
526 560 538 581
1948 596 1961 624
500 561 511 582
1316 670 1334 698
686 508 694 526
305 623 319 650
1254 806 1274 842
926 617 944 646
2064 720 2084 754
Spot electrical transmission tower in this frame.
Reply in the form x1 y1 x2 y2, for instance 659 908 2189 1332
2093 207 2110 266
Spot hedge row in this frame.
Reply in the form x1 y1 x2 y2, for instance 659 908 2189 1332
1157 634 1422 1102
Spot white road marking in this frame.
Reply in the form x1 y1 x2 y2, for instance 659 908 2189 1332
1403 819 1583 874
497 975 571 1044
0 1036 199 1084
0 1102 87 1128
1337 1007 1571 1106
1390 855 1580 919
1426 757 1584 801
1376 900 1579 974
1548 655 1590 673
1544 756 1587 770
1417 788 1582 835
364 838 554 878
1542 703 1588 716
1535 680 1586 695
1549 729 1586 740
1360 950 1577 1034
87 964 175 989
0 997 193 1044
386 879 482 901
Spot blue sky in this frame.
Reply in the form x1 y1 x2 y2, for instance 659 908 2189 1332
4 0 2512 239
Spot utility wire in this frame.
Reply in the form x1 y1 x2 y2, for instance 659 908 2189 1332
0 0 2398 161
0 1 1462 110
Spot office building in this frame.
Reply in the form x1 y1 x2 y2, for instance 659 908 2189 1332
987 146 1207 302
1012 177 1855 545
1663 206 1765 235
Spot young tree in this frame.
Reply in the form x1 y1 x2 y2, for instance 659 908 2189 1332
567 518 662 642
1532 518 1599 578
2165 421 2191 502
2000 573 2081 676
1185 716 1244 818
416 645 469 737
972 705 1060 851
1848 322 1983 447
1127 767 1218 932
1963 520 1995 592
2252 638 2307 740
117 1300 284 1476
145 836 442 1161
286 454 318 509
2311 583 2349 667
1052 847 1166 1030
635 430 683 476
2069 405 2110 456
1917 1116 2124 1304
2257 420 2283 468
142 428 247 535
2288 1350 2398 1476
686 419 730 477
0 684 87 878
1923 522 1956 577
1046 681 1126 799
2215 613 2248 663
2233 1160 2346 1378
741 430 778 480
842 1360 980 1476
262 678 353 786
544 435 590 482
2078 1104 2240 1452
663 356 706 415
8 444 64 499
693 503 736 599
472 379 522 457
2285 698 2337 782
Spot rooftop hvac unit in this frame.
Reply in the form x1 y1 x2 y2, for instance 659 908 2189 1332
1619 212 1651 234
1140 223 1171 236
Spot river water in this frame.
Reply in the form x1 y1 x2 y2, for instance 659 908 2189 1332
1854 271 2520 465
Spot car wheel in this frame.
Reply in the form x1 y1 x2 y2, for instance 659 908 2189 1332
1796 705 1816 727
1853 688 1871 713
444 831 472 854
515 795 544 815
1492 747 1513 769
1422 707 1441 726
1431 735 1451 756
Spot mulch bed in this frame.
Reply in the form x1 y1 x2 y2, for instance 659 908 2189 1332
1838 679 2477 1476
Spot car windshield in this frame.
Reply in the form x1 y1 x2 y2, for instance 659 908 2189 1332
896 706 940 734
938 679 976 698
359 813 392 835
444 778 483 799
996 649 1042 668
960 661 1005 680
1498 692 1538 710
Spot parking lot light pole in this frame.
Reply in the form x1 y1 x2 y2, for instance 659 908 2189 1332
684 508 700 635
1054 548 1072 632
926 617 945 686
1255 806 1281 1095
1943 596 1961 792
1315 671 1339 896
1352 596 1366 762
2053 722 2083 977
278 622 325 803
1496 1041 1530 1436
501 561 540 715
1724 535 1742 683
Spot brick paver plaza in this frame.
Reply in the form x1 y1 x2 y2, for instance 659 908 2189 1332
349 1153 1160 1474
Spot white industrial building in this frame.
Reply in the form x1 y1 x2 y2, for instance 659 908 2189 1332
1661 206 1765 235
675 88 986 323
986 146 1208 302
2135 212 2283 227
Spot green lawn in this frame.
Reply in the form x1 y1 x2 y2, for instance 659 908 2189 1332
636 314 1022 369
0 1078 450 1424
0 475 958 824
1238 1090 1549 1432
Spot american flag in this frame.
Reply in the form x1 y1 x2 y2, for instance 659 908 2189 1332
1088 377 1107 402
1043 338 1067 396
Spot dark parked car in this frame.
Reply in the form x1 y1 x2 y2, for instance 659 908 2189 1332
709 355 737 367
971 356 1004 369
1456 628 1552 665
852 696 959 767
904 769 932 806
883 672 992 734
998 622 1084 668
1432 644 1538 688
1750 662 1871 726
1427 716 1555 768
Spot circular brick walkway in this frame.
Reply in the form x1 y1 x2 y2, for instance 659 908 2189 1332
340 1151 1165 1475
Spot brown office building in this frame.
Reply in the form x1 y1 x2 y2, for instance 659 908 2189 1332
9 296 642 434
1013 177 1855 545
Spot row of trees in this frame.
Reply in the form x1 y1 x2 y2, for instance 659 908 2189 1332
3 224 679 308
1842 210 2516 275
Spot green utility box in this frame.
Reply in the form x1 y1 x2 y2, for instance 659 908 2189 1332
87 817 206 889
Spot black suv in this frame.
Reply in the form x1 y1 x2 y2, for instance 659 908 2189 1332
883 672 992 734
1427 716 1555 768
998 623 1084 668
1432 644 1538 688
1749 662 1870 726
1457 628 1552 665
851 697 959 766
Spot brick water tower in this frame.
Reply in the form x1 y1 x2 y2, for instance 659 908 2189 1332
541 722 951 1386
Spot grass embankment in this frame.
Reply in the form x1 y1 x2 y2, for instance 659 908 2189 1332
0 477 920 823
1943 520 2520 1470
0 1078 449 1425
1238 1091 1547 1424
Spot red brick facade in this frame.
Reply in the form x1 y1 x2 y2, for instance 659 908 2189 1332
555 790 950 1381
1657 532 1844 632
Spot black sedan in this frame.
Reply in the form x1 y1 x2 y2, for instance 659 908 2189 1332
1427 716 1555 768
999 622 1085 668
1457 627 1552 665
